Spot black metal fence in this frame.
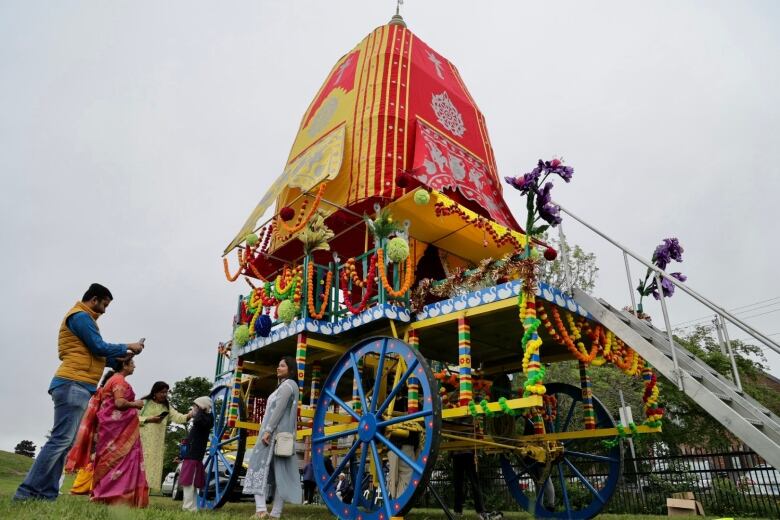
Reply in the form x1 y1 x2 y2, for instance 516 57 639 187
418 450 780 518
609 448 780 518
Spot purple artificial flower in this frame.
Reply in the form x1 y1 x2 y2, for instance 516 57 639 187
652 237 684 270
543 158 574 182
504 167 541 195
538 201 562 226
537 182 554 207
652 272 687 299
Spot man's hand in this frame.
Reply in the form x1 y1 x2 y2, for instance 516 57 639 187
127 342 145 354
262 431 271 446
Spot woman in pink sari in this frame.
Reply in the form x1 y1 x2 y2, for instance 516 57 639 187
91 357 149 507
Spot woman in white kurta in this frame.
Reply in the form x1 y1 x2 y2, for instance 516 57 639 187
243 356 302 518
139 381 191 492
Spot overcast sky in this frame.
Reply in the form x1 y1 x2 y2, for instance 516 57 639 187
1 1 778 453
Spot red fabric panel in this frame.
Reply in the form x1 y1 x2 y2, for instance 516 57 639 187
410 120 516 229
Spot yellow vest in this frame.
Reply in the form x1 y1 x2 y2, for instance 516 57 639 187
54 301 108 385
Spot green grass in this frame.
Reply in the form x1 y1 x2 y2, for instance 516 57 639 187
0 451 767 519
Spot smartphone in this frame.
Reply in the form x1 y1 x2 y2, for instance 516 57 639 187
157 411 169 419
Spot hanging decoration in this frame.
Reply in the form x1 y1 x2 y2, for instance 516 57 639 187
223 223 276 282
642 366 664 427
377 248 414 299
254 314 272 338
298 209 335 255
364 207 405 244
276 183 328 237
233 324 250 347
278 299 300 323
245 233 259 247
410 254 530 312
413 188 430 205
306 262 334 320
602 422 639 449
386 236 410 263
434 199 522 251
340 255 377 314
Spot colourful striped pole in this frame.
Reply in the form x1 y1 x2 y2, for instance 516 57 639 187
579 360 597 430
309 361 321 407
407 330 420 413
296 332 307 406
458 317 473 406
227 358 243 428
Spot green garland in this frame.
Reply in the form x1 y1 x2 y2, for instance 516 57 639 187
523 363 546 398
602 422 639 449
467 397 519 417
498 397 516 416
271 277 297 301
479 399 495 417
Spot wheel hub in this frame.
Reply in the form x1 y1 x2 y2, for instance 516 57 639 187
358 413 378 442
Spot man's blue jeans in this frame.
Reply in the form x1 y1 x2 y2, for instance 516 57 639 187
14 381 91 500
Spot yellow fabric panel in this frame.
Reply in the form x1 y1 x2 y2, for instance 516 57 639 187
387 190 527 265
225 125 346 253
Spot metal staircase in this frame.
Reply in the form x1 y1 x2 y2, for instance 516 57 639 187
575 289 780 469
552 203 780 469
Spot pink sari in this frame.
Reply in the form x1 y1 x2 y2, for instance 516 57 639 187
91 374 149 507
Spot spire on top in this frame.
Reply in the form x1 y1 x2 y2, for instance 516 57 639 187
389 0 406 27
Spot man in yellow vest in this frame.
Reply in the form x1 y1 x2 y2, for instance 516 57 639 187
14 283 145 501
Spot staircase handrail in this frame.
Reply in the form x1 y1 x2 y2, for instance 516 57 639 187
555 202 780 356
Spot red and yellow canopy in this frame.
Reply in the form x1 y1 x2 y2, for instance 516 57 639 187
226 18 520 256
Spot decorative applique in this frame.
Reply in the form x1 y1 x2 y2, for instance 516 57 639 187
411 121 513 228
308 97 339 137
427 50 445 79
431 91 466 137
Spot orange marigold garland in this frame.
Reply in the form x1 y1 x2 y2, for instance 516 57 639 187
276 183 327 236
223 248 246 282
542 303 600 364
307 263 333 319
377 248 414 299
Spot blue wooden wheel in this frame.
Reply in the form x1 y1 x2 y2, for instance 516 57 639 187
312 336 441 520
500 382 623 519
198 384 247 509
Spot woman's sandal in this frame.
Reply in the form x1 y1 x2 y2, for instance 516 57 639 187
252 513 270 519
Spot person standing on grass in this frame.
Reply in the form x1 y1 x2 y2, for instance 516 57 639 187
91 357 149 507
180 396 214 512
13 283 145 502
139 381 192 494
243 356 303 519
